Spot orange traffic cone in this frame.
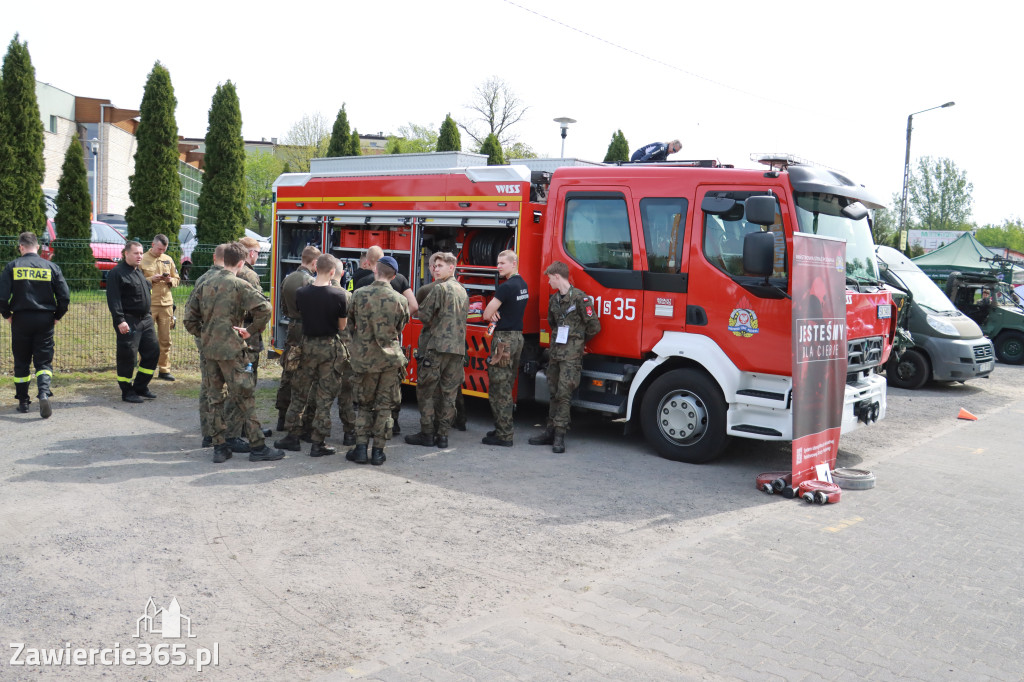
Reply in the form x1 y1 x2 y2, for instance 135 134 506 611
957 408 978 421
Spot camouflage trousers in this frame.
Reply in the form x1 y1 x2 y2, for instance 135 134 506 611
285 335 342 442
197 338 212 438
416 350 464 437
203 354 264 447
545 356 582 430
225 349 259 438
275 322 314 433
487 330 524 441
354 367 403 446
336 355 357 434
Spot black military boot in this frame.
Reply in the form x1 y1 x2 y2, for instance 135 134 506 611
274 434 302 451
249 445 285 462
276 409 287 433
404 432 435 446
528 427 555 446
16 382 30 413
310 442 336 457
133 380 157 400
347 443 368 464
342 431 356 446
370 447 387 466
37 375 53 419
202 436 213 448
552 429 566 454
213 444 233 464
225 437 251 453
17 398 31 413
434 434 448 448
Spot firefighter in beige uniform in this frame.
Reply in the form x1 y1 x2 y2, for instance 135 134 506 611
140 234 180 381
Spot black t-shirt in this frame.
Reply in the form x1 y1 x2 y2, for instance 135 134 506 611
494 274 528 331
355 271 410 294
295 284 347 337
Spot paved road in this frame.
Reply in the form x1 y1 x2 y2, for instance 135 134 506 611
1 365 1021 681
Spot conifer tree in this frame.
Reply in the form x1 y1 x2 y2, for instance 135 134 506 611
437 114 461 152
603 130 630 163
327 105 351 157
195 80 247 249
348 128 361 156
0 34 46 261
126 62 182 248
480 133 504 165
54 136 99 289
386 137 403 154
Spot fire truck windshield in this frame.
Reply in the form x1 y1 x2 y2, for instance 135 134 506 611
794 192 879 283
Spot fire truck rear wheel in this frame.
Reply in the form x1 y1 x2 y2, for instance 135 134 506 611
885 348 930 390
641 369 729 464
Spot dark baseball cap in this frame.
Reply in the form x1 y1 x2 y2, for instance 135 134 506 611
378 255 399 272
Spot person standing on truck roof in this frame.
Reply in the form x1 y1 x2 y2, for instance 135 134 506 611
528 261 601 454
405 252 468 450
345 255 410 466
274 245 320 435
630 139 682 163
0 231 70 418
353 244 418 436
482 250 529 447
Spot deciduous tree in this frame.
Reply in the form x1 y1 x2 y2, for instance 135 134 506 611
53 136 98 289
908 156 973 231
245 151 283 235
0 34 46 261
126 62 182 248
458 76 528 149
389 123 438 154
280 113 330 172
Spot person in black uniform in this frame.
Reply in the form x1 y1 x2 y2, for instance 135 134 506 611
0 232 71 417
106 240 160 404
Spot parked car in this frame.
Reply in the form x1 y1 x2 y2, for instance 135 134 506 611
97 213 128 237
178 225 270 281
876 245 995 389
39 218 126 284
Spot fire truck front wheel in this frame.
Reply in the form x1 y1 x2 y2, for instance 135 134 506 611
641 369 730 464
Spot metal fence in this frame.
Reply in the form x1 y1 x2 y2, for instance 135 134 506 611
0 239 265 375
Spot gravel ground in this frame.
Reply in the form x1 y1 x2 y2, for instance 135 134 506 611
1 362 1020 680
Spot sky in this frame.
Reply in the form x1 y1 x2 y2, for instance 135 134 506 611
4 0 1021 225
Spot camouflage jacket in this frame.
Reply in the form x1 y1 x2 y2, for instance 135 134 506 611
282 266 315 320
348 279 409 373
417 277 468 355
183 268 271 361
547 286 601 361
237 262 268 350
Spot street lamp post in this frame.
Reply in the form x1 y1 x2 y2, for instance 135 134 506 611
89 138 100 219
553 117 576 157
899 101 955 254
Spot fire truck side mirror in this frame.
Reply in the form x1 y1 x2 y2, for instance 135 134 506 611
700 196 736 216
743 231 775 278
744 196 777 226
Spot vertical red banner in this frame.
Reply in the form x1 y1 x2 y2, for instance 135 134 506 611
791 233 848 486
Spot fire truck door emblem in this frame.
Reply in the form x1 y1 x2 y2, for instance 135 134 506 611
728 308 759 337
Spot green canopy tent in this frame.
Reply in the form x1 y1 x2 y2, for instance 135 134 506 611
912 232 1024 286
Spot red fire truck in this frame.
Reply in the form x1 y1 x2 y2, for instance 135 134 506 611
271 152 895 463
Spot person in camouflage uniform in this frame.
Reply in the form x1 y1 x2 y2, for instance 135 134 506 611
184 242 283 465
274 245 320 434
222 236 270 450
528 261 601 453
414 280 468 433
185 243 225 447
274 255 348 457
482 250 529 447
332 265 358 446
345 256 409 466
405 252 468 449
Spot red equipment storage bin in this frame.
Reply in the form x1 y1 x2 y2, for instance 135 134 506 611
391 226 412 251
341 229 364 248
365 229 387 249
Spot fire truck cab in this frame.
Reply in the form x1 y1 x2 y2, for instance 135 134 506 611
271 152 894 463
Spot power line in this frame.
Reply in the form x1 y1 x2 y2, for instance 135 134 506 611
500 0 790 108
